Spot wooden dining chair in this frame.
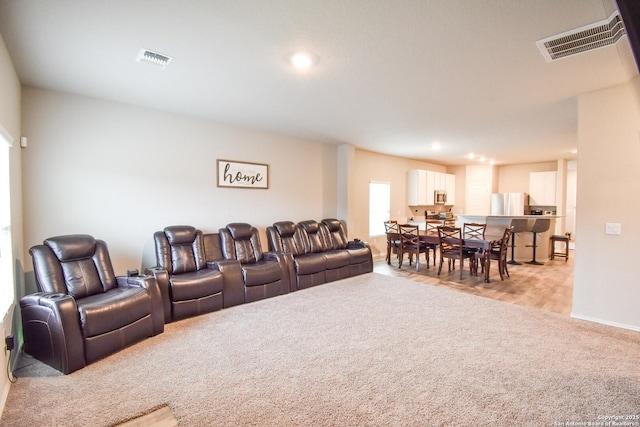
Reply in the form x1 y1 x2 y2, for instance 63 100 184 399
437 226 477 279
384 221 400 265
463 223 486 240
483 226 514 281
424 221 441 266
398 224 430 271
463 222 486 271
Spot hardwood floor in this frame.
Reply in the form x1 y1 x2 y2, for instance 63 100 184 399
374 250 574 315
115 406 177 427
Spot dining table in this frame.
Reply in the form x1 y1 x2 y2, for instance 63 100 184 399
419 230 504 283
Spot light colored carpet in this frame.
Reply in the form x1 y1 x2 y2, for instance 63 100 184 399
2 273 639 426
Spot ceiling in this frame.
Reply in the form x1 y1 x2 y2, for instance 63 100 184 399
0 0 638 166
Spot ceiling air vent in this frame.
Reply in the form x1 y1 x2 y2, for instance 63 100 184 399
537 11 626 62
136 48 173 69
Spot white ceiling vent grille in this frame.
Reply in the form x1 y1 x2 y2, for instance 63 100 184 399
136 48 173 69
537 12 626 62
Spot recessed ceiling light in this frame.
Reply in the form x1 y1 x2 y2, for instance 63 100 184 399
432 142 441 151
479 157 486 162
468 153 475 159
489 160 495 165
289 52 315 69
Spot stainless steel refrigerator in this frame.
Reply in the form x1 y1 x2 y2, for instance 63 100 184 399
490 193 528 216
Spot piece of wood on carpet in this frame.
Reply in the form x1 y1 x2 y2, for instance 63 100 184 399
114 405 177 427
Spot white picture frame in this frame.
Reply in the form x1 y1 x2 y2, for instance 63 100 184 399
216 159 269 189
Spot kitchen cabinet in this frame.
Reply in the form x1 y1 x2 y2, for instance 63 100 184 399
529 171 557 205
425 171 437 205
408 169 456 205
407 169 428 205
433 171 446 192
445 173 456 205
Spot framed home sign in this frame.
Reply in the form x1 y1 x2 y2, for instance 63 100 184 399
216 159 269 189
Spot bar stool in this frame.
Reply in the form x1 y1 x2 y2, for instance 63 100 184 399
507 218 530 265
525 218 550 265
550 234 570 262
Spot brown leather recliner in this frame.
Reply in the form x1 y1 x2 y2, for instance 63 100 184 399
267 220 328 290
21 234 164 374
301 219 352 282
219 223 291 303
321 218 373 276
266 218 373 291
148 225 244 323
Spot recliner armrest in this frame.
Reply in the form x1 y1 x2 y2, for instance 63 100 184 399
348 240 368 249
207 259 245 308
20 292 86 374
145 267 172 324
116 274 164 334
116 274 154 288
263 251 294 294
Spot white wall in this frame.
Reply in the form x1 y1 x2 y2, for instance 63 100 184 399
565 160 577 240
448 165 466 214
21 87 338 276
0 33 22 419
497 161 557 194
573 78 640 330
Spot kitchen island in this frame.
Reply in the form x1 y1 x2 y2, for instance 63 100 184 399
456 214 562 262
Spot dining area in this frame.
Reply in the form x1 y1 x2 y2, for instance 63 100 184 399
376 219 574 316
384 220 513 283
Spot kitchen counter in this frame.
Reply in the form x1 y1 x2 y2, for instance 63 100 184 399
457 214 562 262
457 214 563 220
408 216 457 230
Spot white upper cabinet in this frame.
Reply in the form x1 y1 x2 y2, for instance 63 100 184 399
425 171 437 205
529 171 557 205
445 173 456 205
407 169 428 205
408 169 456 206
434 171 446 192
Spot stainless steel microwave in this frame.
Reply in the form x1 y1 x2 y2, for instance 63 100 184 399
435 190 447 205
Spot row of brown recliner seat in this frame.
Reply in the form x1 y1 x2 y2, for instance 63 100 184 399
20 218 372 374
149 219 373 323
266 219 373 289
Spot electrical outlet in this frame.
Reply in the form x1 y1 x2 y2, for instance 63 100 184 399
605 223 621 235
5 335 15 353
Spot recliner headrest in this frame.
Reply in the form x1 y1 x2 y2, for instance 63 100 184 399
164 225 197 245
225 223 253 240
299 220 319 233
273 221 296 237
322 218 341 231
44 234 96 261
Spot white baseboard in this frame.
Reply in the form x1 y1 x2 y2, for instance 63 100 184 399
0 305 15 420
0 346 21 419
570 313 640 332
0 372 10 420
